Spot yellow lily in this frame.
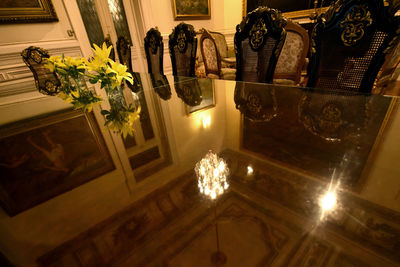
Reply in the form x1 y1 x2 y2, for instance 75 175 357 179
107 60 134 88
91 43 112 64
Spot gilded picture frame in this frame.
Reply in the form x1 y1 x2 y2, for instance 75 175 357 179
186 78 215 115
0 109 114 216
0 0 58 24
171 0 211 20
241 0 328 19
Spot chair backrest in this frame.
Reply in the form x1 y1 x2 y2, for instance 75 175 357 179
144 28 164 74
116 36 133 71
21 46 61 96
105 37 116 61
307 0 400 93
200 29 222 77
116 36 136 91
234 6 287 83
196 30 229 63
274 20 309 84
169 22 197 77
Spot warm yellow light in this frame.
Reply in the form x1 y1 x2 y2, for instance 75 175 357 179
320 192 336 211
247 165 253 175
195 151 229 200
202 115 211 128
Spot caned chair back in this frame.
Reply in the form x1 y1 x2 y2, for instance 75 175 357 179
307 0 400 92
234 6 287 83
169 22 197 77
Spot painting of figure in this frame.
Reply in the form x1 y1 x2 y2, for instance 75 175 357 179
0 110 114 216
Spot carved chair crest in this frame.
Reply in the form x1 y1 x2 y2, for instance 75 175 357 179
21 46 61 96
308 0 400 92
234 6 287 82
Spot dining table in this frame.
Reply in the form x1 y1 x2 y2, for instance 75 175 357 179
0 73 399 266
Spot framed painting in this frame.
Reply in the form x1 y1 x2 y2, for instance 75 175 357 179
186 78 215 115
171 0 211 20
0 109 115 216
0 0 58 24
242 0 329 19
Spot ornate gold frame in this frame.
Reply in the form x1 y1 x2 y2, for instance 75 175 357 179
0 0 58 24
185 79 215 116
241 0 329 19
171 0 211 20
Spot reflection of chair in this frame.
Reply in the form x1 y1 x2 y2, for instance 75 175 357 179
144 27 164 74
235 6 287 83
152 74 172 100
298 90 368 142
21 46 61 96
234 83 278 122
200 29 236 80
169 22 197 77
307 0 400 93
175 78 202 106
274 20 309 85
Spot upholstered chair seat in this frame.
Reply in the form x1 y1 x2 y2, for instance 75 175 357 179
200 29 236 80
273 21 309 85
196 30 236 78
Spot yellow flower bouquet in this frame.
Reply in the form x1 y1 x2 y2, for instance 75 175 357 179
45 43 140 138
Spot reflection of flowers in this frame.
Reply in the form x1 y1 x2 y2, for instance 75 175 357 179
45 43 140 137
101 93 141 139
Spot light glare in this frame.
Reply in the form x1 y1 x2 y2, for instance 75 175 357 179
202 115 211 128
247 166 253 175
320 192 336 211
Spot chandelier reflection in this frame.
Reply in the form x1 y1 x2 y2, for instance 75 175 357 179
195 151 229 200
195 151 229 265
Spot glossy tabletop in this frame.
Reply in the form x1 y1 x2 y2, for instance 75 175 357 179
1 74 399 266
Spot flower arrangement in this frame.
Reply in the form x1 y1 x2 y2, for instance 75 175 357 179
44 43 140 138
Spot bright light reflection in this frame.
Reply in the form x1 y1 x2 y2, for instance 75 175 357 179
320 192 336 211
247 165 253 175
195 151 229 200
202 115 211 128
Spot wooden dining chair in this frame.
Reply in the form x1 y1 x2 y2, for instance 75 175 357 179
307 0 400 93
273 20 309 85
116 36 140 92
234 6 287 83
144 27 164 74
169 22 197 77
144 27 171 97
199 29 236 80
